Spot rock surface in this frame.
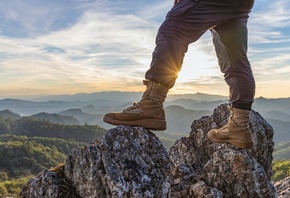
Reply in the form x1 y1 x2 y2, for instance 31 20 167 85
20 127 172 198
275 176 290 198
20 104 282 197
169 104 277 197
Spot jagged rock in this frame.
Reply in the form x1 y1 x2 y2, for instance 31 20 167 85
275 176 290 198
20 104 280 198
169 104 277 197
20 126 172 198
20 169 59 198
190 181 223 198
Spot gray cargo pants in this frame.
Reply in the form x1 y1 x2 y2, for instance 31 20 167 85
145 0 255 110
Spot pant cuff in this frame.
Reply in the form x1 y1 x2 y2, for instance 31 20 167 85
231 102 252 110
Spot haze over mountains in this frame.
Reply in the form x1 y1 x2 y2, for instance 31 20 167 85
1 91 290 145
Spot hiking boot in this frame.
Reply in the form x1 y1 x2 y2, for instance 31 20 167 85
207 107 253 149
103 80 169 130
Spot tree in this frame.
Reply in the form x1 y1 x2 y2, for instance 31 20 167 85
272 160 290 181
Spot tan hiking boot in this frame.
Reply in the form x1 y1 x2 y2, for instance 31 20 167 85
103 80 169 130
207 107 253 149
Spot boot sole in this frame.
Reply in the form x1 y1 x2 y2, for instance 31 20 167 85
103 115 167 131
209 137 253 149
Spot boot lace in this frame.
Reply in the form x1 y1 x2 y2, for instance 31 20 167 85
124 101 141 111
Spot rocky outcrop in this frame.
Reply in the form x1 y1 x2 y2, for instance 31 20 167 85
169 104 277 197
20 127 172 198
275 176 290 198
20 104 280 198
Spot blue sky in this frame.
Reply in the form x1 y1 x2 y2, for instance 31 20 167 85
0 0 290 99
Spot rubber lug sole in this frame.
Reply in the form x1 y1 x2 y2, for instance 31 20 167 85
103 115 166 131
208 136 253 149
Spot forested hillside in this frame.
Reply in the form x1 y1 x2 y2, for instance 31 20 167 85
272 160 290 182
1 99 290 196
0 116 106 142
0 116 106 197
0 134 67 178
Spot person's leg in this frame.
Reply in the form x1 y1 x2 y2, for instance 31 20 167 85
104 0 208 130
211 19 255 109
103 0 255 131
145 0 205 89
207 3 255 149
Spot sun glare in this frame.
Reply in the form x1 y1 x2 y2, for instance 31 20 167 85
176 46 218 83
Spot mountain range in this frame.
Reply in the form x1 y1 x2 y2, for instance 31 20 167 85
1 91 290 145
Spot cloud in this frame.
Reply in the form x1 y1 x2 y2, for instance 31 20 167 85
0 0 289 98
0 0 96 37
0 0 165 97
254 0 290 28
249 0 290 44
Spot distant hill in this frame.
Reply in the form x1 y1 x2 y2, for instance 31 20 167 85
1 92 290 150
0 109 21 119
56 105 212 137
30 91 143 102
82 105 98 114
164 105 211 136
30 91 227 102
266 118 290 144
59 108 103 125
165 99 227 110
0 98 84 115
2 93 289 115
167 92 227 101
2 93 289 117
0 117 106 143
30 112 81 125
273 141 290 161
264 110 290 122
252 97 290 114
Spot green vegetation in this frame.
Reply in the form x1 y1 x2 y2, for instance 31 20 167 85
0 116 106 142
0 175 32 198
0 135 65 177
0 116 106 197
0 134 87 196
272 160 290 182
0 111 290 196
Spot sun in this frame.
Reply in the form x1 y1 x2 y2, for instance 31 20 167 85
175 46 218 84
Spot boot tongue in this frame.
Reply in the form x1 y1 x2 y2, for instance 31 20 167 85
141 80 168 106
141 80 153 99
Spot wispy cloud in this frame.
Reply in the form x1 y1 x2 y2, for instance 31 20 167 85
249 0 290 44
0 0 289 98
252 0 290 28
0 0 162 96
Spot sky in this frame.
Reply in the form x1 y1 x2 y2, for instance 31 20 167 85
0 0 290 99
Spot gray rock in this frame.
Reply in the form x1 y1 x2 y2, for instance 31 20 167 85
20 169 60 198
20 104 281 198
169 104 277 197
20 126 172 198
275 176 290 198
